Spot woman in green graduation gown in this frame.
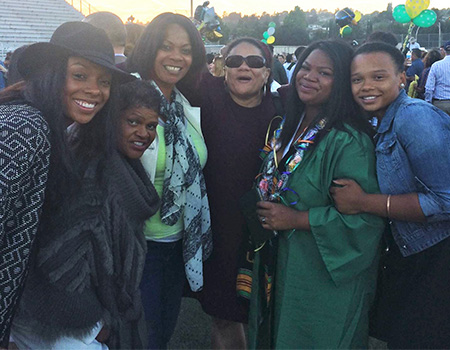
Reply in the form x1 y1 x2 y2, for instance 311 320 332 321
248 40 385 349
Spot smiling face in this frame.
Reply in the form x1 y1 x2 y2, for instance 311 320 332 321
224 42 270 108
64 56 112 124
351 52 405 119
295 49 334 108
119 106 159 159
151 23 192 99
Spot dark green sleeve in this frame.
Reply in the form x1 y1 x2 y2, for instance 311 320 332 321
308 131 385 286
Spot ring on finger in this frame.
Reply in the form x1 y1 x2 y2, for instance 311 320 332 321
261 216 266 224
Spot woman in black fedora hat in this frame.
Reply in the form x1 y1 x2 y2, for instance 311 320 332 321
0 21 159 350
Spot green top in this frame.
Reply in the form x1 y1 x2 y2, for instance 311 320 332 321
249 126 385 349
144 120 207 240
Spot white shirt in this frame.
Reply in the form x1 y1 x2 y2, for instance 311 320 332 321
425 55 450 102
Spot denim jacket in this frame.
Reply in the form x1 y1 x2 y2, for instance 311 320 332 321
375 90 450 256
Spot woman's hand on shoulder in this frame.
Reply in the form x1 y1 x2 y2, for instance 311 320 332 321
256 201 309 231
330 179 367 215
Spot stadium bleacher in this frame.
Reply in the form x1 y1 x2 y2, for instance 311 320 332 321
0 0 85 57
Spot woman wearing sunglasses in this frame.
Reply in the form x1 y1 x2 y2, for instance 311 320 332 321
192 37 279 349
247 40 385 349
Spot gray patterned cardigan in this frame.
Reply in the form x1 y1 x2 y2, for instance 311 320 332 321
0 102 51 346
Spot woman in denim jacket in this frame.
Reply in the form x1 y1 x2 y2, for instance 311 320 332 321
331 42 450 349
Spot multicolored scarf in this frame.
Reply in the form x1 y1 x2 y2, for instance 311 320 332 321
237 117 327 304
152 81 212 292
257 118 327 205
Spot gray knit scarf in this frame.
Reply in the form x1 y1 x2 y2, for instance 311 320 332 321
14 152 160 349
151 81 212 291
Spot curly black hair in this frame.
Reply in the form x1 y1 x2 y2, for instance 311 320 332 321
118 79 161 113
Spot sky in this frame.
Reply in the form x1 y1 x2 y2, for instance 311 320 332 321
83 0 450 23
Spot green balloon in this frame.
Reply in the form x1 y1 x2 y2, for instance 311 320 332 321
413 9 437 28
393 5 411 23
263 31 269 39
268 22 276 28
261 39 267 43
342 26 352 36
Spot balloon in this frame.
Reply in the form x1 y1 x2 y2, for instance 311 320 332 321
335 8 355 28
354 10 362 23
261 39 267 43
405 0 430 19
267 36 275 44
392 5 411 23
206 30 221 42
263 31 269 39
268 22 276 28
413 9 437 27
340 25 352 36
267 27 275 36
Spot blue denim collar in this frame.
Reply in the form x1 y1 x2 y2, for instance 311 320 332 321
376 90 408 135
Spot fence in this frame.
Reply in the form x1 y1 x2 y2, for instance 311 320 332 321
64 0 98 16
397 32 450 49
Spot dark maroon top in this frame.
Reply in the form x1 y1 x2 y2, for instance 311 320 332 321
197 74 278 322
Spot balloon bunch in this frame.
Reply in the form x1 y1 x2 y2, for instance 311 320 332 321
392 0 437 50
393 0 437 27
335 8 362 37
262 22 276 45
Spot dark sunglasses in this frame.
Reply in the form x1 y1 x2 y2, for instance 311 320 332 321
225 55 266 69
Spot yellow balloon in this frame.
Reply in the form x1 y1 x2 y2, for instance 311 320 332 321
405 0 430 19
267 36 275 44
354 10 362 22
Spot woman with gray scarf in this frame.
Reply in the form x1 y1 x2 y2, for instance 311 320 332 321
127 12 212 350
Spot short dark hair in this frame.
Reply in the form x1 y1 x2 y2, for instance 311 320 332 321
118 79 161 113
411 48 422 59
281 39 372 149
366 31 398 47
127 12 206 90
223 37 273 86
424 49 442 68
124 23 145 57
206 53 215 65
354 42 405 73
6 45 28 86
84 12 126 47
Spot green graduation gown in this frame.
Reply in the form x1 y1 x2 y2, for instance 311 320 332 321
249 126 385 349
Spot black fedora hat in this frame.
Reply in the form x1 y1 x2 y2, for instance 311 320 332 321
18 21 134 83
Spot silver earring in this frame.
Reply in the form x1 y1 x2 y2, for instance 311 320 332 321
400 83 405 88
263 84 267 96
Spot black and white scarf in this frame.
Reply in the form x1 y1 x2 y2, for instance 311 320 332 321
152 82 212 291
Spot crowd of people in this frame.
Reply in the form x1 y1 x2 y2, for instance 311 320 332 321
1 10 450 350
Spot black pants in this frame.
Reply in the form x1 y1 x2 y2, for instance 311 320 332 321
370 235 450 349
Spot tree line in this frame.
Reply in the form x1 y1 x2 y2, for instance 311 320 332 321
215 4 450 45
